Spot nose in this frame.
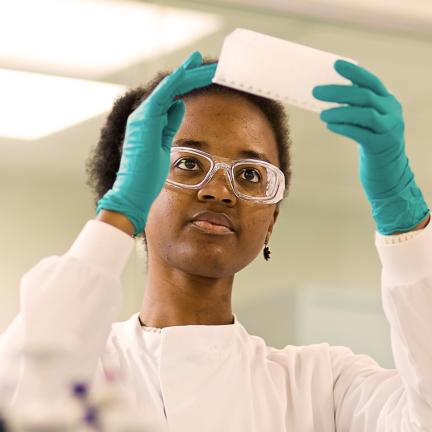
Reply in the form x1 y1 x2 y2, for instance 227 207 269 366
197 164 237 204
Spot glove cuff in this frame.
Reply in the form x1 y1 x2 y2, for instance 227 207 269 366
370 177 430 235
96 192 148 236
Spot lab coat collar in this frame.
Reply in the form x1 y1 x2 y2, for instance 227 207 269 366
121 312 251 356
128 312 240 331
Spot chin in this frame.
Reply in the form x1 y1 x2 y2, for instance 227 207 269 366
175 251 233 278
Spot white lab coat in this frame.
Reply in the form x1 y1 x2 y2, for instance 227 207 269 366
0 219 431 431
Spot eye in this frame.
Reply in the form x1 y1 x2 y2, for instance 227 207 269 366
238 167 261 183
175 157 201 171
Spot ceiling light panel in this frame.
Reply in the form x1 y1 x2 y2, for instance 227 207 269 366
0 0 222 78
0 69 127 140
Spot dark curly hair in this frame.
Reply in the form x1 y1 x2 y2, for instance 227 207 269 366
86 57 292 252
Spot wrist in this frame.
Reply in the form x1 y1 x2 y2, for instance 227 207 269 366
371 177 430 235
96 210 135 237
391 213 430 234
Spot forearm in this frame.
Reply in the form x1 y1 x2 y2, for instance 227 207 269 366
4 221 134 407
373 217 432 430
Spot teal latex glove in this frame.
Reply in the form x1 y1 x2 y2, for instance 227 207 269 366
96 51 217 235
312 60 429 235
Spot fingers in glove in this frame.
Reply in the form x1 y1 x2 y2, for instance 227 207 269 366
175 63 217 96
150 66 187 106
325 122 378 147
334 60 390 97
163 100 186 150
320 106 399 134
313 85 389 114
328 121 406 163
150 61 215 108
148 51 202 105
182 51 203 70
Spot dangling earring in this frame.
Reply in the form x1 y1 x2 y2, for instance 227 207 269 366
263 237 271 261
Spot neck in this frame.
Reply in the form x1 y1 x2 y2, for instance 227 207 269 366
139 258 235 328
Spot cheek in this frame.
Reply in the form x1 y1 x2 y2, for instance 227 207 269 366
240 208 273 245
145 189 184 240
146 185 202 244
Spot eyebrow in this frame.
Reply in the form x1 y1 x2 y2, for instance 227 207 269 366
173 139 272 164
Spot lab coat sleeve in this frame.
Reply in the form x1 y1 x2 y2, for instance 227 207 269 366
0 220 134 403
330 221 432 431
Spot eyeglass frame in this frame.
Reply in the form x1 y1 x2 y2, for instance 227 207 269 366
165 146 285 204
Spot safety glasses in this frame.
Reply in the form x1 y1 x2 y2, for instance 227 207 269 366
165 146 285 204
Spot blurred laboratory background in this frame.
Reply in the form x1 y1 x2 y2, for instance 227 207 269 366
1 0 431 369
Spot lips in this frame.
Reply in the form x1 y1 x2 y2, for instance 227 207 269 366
190 211 235 232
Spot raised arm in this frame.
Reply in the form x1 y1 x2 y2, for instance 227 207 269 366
312 60 432 430
0 51 217 409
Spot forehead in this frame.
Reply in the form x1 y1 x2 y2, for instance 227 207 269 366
175 93 280 167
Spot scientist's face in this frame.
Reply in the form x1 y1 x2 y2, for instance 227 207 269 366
144 92 280 278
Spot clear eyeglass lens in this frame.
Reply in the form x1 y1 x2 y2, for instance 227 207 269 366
169 150 277 199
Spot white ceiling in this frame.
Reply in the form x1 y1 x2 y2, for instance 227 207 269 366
0 0 223 78
189 0 432 34
211 0 432 17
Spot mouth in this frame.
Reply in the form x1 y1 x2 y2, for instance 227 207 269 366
190 220 235 235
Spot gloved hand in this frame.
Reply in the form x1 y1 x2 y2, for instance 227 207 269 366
312 60 429 235
96 51 217 236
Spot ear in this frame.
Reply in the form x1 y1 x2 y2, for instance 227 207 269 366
267 204 280 239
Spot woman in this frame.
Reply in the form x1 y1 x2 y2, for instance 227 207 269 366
1 51 431 431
